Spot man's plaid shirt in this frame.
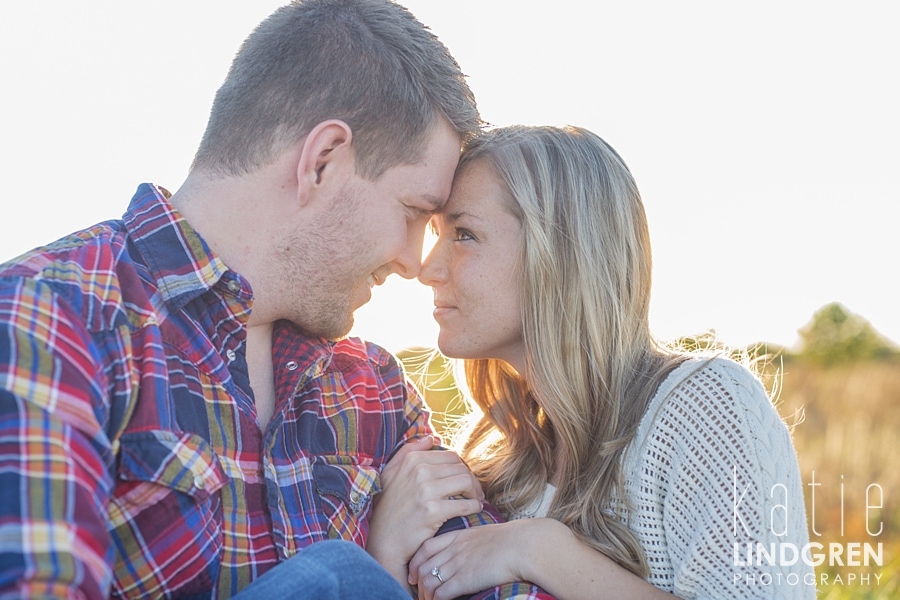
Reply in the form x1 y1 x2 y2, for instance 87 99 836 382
0 183 553 600
0 183 432 598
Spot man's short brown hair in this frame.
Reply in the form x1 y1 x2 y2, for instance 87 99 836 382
192 0 481 179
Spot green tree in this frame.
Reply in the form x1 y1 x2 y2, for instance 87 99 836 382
797 302 896 364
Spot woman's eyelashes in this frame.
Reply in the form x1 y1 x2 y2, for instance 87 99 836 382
454 227 475 242
427 216 475 241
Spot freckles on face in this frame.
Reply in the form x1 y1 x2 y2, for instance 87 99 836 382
424 160 525 369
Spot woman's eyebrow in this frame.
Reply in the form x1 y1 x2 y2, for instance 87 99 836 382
443 210 481 223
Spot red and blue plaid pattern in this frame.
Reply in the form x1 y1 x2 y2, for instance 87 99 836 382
0 184 552 599
0 184 430 598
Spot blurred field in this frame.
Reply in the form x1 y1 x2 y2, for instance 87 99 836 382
771 356 900 597
399 348 900 597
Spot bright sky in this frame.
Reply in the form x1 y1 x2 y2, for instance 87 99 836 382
1 1 897 354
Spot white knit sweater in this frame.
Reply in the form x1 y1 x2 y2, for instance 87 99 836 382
513 357 816 599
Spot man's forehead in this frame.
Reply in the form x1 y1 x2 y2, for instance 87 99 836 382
421 194 448 211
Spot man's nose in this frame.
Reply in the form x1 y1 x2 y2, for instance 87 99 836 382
391 224 427 280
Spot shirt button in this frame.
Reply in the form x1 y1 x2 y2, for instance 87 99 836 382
349 490 367 514
227 279 241 293
226 349 237 362
194 475 205 490
285 360 299 371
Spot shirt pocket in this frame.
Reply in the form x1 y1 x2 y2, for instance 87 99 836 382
109 430 227 598
312 455 382 544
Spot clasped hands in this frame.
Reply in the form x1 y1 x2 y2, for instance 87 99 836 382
368 436 535 599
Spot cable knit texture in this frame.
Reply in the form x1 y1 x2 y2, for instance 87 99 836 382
619 357 814 598
514 357 815 598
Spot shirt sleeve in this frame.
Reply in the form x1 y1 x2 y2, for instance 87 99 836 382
400 377 436 444
645 359 814 599
0 277 114 599
379 348 436 458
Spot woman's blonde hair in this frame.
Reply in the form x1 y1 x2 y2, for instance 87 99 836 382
454 125 687 577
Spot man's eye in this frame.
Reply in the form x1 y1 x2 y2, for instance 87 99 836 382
406 205 432 221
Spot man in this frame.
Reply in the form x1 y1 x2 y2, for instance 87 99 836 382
0 1 556 598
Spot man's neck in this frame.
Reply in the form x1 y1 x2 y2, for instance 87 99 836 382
245 322 277 429
168 173 260 280
168 169 293 326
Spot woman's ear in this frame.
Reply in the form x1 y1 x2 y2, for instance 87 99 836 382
296 119 354 205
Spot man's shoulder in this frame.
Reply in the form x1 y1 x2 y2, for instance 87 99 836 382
0 220 125 276
0 218 145 331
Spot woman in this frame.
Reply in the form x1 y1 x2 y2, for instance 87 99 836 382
403 126 814 599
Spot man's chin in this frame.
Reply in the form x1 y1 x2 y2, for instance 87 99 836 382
288 313 354 342
323 329 352 343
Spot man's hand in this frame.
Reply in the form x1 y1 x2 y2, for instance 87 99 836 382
367 436 484 589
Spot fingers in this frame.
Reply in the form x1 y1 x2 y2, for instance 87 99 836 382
409 532 454 586
417 496 484 533
387 439 466 475
387 435 434 466
414 545 459 600
415 463 483 500
469 472 484 501
386 445 484 502
382 436 435 485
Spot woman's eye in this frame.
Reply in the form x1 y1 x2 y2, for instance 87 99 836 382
454 228 474 242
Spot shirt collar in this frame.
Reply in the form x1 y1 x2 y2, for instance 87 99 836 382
122 183 248 312
272 320 335 399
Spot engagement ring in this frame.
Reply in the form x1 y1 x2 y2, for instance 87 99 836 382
431 566 445 584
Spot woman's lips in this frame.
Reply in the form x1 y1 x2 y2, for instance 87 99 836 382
432 306 456 319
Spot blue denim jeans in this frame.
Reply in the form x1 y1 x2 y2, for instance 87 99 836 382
232 539 409 599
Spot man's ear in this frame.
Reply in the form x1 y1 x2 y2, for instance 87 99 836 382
296 119 354 205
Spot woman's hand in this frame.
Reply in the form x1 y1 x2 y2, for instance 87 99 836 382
408 520 533 600
367 436 484 588
410 517 675 600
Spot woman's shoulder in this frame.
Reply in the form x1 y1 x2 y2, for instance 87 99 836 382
631 354 791 469
648 355 773 424
626 358 812 597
